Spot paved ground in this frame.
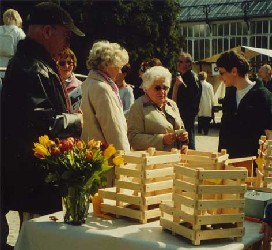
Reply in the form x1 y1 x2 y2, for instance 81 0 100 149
6 123 220 247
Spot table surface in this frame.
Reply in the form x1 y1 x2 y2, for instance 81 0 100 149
15 208 263 250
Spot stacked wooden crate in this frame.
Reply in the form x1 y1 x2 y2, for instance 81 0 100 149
99 147 181 223
262 139 272 188
160 150 247 245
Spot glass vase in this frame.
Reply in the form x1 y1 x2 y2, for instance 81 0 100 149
62 185 90 225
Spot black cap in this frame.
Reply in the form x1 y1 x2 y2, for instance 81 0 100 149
26 2 85 37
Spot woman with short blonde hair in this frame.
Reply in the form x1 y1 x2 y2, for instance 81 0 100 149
3 9 23 27
0 9 25 78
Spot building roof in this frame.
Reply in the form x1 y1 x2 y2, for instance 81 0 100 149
178 0 272 23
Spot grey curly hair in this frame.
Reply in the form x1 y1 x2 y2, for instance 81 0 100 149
86 40 129 71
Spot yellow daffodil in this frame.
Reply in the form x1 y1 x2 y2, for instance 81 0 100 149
112 155 124 166
33 142 50 158
38 135 54 147
103 144 117 159
76 140 84 150
88 139 101 149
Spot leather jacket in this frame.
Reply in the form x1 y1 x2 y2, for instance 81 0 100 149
1 38 68 213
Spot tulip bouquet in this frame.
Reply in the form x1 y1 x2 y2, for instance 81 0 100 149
33 135 124 225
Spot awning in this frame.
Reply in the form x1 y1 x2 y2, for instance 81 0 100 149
200 45 272 63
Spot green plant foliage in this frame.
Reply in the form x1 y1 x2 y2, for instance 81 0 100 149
66 0 184 86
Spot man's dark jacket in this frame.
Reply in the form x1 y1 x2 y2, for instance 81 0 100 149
176 70 202 119
1 38 68 214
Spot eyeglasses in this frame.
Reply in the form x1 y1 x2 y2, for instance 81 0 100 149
154 85 169 91
58 60 74 67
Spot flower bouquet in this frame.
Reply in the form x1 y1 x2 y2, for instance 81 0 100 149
33 135 123 225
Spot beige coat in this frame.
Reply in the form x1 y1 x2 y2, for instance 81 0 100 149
80 70 130 151
127 95 184 151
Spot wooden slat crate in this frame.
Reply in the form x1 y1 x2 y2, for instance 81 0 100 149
180 149 229 170
262 140 272 188
99 147 181 223
160 164 247 245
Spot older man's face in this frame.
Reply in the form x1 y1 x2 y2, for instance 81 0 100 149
177 56 191 74
48 25 71 59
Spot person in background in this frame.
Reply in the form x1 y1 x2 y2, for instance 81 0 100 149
135 57 163 99
260 203 272 250
1 2 85 249
216 51 272 162
258 64 272 92
57 48 82 93
127 66 188 151
197 71 215 135
0 9 26 79
57 48 82 113
115 63 135 117
138 57 163 80
172 52 202 150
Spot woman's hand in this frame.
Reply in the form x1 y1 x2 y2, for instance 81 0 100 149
176 131 188 143
163 133 176 145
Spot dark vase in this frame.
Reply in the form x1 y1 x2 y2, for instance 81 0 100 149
62 185 90 225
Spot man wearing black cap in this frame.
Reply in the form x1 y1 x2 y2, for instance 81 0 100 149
1 2 85 249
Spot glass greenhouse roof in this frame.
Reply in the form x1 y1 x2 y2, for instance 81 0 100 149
178 0 272 22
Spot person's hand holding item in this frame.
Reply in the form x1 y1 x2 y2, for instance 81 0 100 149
176 130 188 144
163 132 176 145
172 73 186 102
175 73 185 86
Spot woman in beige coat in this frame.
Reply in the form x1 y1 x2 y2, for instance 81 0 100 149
127 66 188 151
81 40 130 152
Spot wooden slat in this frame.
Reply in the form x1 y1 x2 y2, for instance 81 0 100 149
145 167 174 178
98 188 116 200
116 193 142 205
198 184 247 194
116 166 141 178
116 180 142 191
145 180 173 192
173 193 195 208
146 154 181 165
197 227 244 241
196 213 244 225
180 155 218 163
175 165 198 177
145 193 172 205
199 169 247 179
174 179 197 192
197 199 245 209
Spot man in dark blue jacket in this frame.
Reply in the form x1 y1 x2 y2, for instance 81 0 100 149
172 52 202 149
1 3 84 249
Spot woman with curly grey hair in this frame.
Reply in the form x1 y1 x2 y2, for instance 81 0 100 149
81 40 130 153
127 66 188 151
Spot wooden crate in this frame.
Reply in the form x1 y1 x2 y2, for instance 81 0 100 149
180 149 229 170
99 147 181 223
160 164 247 245
262 140 272 189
